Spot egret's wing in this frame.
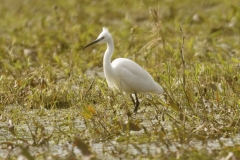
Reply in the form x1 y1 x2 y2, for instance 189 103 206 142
112 58 161 93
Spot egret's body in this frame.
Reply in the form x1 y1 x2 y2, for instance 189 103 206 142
109 58 163 94
83 27 164 112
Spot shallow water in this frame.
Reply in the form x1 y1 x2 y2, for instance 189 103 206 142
1 106 240 159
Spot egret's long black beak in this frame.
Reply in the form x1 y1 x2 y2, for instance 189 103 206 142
82 37 104 50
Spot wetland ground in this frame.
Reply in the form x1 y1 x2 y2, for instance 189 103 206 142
1 0 240 159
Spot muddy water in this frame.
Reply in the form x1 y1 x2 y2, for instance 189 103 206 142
1 107 240 159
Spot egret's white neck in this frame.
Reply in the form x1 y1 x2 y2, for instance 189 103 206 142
103 37 114 78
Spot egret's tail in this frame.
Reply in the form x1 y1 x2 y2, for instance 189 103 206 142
155 83 164 94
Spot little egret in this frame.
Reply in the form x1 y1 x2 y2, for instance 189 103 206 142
82 27 164 112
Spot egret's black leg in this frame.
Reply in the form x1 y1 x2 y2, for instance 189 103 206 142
130 93 140 113
133 93 140 113
130 94 135 106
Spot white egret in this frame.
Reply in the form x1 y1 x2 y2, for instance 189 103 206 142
82 27 164 112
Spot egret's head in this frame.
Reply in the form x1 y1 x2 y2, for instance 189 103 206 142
82 27 111 49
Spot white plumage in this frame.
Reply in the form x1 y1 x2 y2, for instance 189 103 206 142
83 27 164 112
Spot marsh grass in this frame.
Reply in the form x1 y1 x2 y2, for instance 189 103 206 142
1 0 240 159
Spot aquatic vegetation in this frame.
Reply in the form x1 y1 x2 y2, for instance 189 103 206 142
0 0 240 159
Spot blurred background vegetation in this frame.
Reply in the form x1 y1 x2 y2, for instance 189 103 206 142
1 0 240 159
